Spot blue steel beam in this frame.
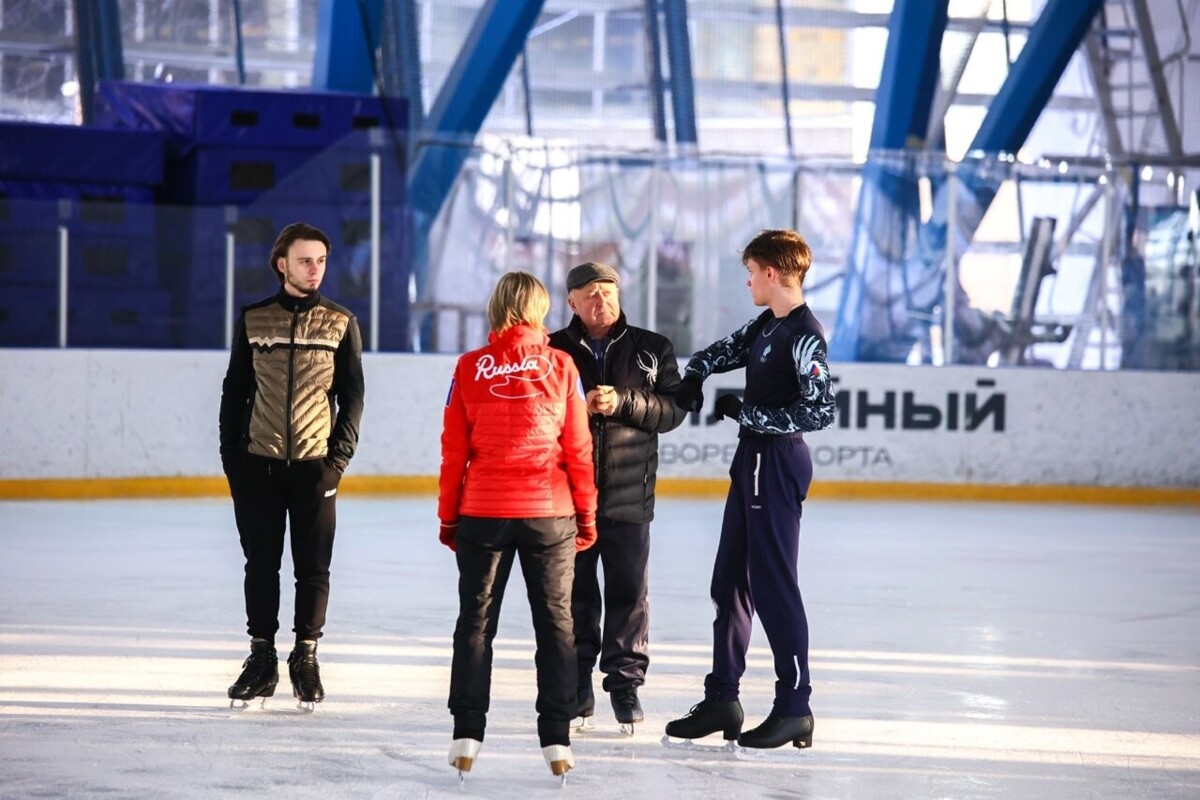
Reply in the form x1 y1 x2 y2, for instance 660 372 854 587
870 0 949 150
406 0 547 349
662 0 697 145
73 1 97 123
643 0 668 144
833 0 1104 363
313 0 383 93
74 0 125 124
407 0 546 223
380 0 425 135
830 0 949 362
971 0 1104 153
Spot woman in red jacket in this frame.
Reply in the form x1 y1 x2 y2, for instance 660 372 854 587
438 271 598 782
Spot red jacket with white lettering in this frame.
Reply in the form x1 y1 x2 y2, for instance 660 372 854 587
438 323 597 523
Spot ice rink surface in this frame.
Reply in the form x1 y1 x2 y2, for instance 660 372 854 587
2 496 1198 799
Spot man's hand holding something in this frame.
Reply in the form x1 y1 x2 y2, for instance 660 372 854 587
586 385 620 416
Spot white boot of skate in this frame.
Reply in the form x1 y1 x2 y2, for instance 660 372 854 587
448 738 482 783
542 744 575 785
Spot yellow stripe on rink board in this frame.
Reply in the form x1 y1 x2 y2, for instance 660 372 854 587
0 475 439 500
0 475 1196 505
0 476 232 500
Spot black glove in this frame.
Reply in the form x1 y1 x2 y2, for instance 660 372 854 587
714 393 743 422
674 375 704 412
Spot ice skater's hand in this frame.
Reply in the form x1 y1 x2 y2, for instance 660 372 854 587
713 393 743 422
439 521 459 552
674 375 704 412
575 511 598 552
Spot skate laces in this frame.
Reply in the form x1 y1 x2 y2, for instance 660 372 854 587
242 646 276 671
289 648 319 682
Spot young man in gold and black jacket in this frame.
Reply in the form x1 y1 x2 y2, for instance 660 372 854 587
219 222 365 709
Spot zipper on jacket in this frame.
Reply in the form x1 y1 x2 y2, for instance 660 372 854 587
574 335 607 489
285 302 299 465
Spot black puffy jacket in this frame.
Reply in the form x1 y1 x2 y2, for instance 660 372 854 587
549 312 686 523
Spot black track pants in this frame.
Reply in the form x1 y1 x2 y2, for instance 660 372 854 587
227 455 339 643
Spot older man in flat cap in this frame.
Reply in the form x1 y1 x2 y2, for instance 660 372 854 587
549 261 686 734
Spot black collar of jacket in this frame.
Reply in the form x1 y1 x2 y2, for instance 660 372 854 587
566 309 629 344
275 289 322 313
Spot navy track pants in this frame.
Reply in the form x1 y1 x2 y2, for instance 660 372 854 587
703 434 814 717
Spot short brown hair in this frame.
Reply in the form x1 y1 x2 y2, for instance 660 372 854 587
269 222 331 283
487 271 550 332
742 228 812 285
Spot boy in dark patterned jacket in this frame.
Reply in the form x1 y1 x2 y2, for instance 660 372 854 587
664 229 836 751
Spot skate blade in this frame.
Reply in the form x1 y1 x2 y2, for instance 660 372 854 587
660 734 739 754
733 746 810 762
228 696 269 711
729 743 816 762
295 700 317 713
570 716 595 732
618 722 636 736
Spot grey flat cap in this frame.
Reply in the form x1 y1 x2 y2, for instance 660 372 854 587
566 261 620 291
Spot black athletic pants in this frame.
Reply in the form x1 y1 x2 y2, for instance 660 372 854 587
573 517 651 692
227 454 340 644
448 515 577 747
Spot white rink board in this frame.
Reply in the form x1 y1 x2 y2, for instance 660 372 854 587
1 349 1198 487
665 363 1200 488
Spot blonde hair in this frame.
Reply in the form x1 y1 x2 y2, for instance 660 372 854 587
487 271 551 332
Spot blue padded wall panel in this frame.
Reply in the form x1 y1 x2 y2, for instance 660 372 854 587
68 286 172 348
0 187 158 239
0 285 172 348
161 147 314 205
95 81 407 151
71 234 162 288
0 231 59 288
0 121 164 186
0 285 57 347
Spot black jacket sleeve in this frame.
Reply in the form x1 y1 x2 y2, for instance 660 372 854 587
614 336 687 435
326 315 365 471
218 314 253 457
